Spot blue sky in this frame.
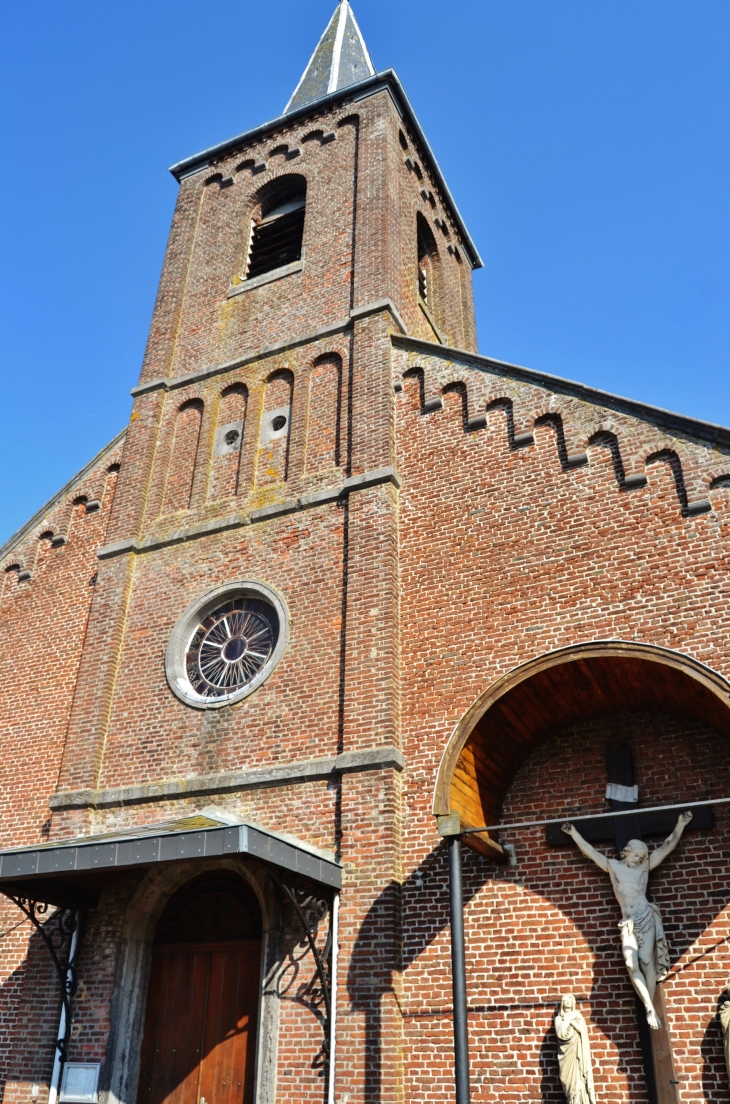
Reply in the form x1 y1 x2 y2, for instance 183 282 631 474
1 0 729 544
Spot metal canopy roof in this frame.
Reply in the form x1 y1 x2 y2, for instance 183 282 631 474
0 813 341 908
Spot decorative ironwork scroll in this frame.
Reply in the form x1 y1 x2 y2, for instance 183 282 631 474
3 896 81 1065
268 871 334 1068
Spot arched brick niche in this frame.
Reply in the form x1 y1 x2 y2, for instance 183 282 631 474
433 641 730 859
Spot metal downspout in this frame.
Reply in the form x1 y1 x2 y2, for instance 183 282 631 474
448 836 471 1104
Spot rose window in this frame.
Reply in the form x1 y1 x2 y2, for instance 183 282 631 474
185 598 277 699
166 582 288 709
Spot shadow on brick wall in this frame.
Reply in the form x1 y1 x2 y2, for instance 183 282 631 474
701 995 728 1103
0 918 61 1095
346 831 730 1102
346 841 487 1101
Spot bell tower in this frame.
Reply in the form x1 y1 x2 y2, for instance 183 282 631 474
88 0 483 560
54 2 484 792
131 0 481 396
51 29 483 1104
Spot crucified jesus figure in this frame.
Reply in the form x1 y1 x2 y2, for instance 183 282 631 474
561 810 692 1030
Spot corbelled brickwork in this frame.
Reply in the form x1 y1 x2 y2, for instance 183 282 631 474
0 20 729 1104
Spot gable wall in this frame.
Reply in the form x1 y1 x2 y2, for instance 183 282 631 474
393 341 730 1104
0 446 124 1096
0 445 124 852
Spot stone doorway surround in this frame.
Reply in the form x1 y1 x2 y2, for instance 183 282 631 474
103 857 282 1104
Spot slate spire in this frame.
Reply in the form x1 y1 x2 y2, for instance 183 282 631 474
284 1 375 114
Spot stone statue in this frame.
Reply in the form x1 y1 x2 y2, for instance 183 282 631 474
554 994 596 1104
561 811 692 1030
719 983 730 1081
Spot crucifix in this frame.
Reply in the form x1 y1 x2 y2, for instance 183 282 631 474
551 749 713 1104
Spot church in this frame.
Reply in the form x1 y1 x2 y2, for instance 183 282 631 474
1 4 730 1104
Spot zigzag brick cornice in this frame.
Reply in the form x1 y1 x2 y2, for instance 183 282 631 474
0 431 126 581
392 334 730 520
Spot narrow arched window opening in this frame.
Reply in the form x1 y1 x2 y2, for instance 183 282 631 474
247 179 306 280
418 259 428 304
417 213 437 308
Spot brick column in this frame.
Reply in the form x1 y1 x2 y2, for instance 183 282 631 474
335 769 405 1104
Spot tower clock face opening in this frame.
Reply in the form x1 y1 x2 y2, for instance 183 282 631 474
166 581 289 708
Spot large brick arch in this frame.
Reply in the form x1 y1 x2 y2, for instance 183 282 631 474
433 641 730 857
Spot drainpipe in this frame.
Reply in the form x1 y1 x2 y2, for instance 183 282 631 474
48 912 81 1104
438 814 471 1104
327 893 340 1104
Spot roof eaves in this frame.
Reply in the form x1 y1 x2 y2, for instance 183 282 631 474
168 70 483 270
392 333 730 449
0 428 127 563
0 811 342 895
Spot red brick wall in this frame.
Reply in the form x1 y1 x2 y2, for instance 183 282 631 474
401 713 730 1104
136 88 475 394
0 900 60 1098
0 461 122 852
0 455 122 1093
394 344 730 1104
96 509 347 791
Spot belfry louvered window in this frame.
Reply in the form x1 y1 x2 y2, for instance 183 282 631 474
247 194 306 280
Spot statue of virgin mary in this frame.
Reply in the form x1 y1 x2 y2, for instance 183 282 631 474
554 995 597 1104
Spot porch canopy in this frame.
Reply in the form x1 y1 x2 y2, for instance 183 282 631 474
0 811 341 908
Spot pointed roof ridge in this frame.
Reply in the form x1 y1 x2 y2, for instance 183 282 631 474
284 1 375 115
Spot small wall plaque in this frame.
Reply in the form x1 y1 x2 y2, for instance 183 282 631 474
59 1064 100 1104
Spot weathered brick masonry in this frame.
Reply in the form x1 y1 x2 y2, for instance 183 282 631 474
1 5 729 1104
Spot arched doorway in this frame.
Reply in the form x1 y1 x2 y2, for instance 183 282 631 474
136 871 263 1104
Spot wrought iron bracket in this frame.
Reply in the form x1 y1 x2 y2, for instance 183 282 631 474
2 894 82 1066
267 870 334 1056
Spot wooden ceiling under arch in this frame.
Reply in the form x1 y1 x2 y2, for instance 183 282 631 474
435 642 730 861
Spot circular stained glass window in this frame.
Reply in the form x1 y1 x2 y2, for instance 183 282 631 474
166 581 288 709
186 597 277 699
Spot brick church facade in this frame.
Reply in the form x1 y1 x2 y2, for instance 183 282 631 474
1 5 730 1104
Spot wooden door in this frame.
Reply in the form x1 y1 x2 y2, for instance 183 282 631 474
137 941 261 1104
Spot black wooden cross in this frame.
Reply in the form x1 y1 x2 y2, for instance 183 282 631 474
545 749 713 847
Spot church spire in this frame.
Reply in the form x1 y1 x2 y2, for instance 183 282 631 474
284 1 375 114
